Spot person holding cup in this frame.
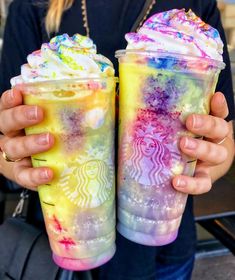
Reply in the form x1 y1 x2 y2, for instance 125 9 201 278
0 0 234 279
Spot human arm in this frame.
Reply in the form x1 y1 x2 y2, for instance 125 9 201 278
0 87 55 190
172 92 234 194
172 0 235 195
0 0 54 190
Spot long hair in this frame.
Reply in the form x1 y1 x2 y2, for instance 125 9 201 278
45 0 74 34
0 0 7 27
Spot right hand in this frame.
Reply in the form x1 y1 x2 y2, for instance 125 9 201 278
0 88 54 190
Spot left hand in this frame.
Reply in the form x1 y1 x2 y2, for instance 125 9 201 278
172 92 231 195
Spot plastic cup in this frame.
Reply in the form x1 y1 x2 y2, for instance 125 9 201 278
115 50 225 246
18 77 117 270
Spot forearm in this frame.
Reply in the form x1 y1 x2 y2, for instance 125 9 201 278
210 121 234 183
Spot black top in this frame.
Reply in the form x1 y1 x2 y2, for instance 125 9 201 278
0 0 234 120
0 1 234 279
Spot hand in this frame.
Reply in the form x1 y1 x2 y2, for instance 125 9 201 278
0 88 54 190
172 92 232 195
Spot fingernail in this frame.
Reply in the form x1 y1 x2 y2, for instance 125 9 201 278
175 178 186 188
220 95 226 105
7 90 14 103
192 115 203 129
26 106 38 120
37 133 49 145
184 138 197 149
40 169 49 179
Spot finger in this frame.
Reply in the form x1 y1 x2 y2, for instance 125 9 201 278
13 163 54 191
180 137 228 165
210 92 229 119
185 114 229 142
0 88 23 111
0 105 43 136
172 167 212 195
1 133 54 161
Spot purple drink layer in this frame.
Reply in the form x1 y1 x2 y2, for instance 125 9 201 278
20 78 116 269
116 51 223 245
53 244 116 271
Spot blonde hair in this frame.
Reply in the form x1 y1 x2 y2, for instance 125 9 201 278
0 0 7 27
45 0 74 34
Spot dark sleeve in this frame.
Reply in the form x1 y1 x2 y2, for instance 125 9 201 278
203 0 235 121
0 0 43 94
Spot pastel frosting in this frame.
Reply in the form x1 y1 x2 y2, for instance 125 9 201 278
11 34 114 85
126 9 223 61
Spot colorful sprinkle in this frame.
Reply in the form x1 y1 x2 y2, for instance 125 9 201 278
58 237 76 250
11 34 114 86
126 9 223 62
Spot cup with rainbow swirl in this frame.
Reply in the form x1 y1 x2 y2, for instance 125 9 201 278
11 34 117 270
116 9 225 246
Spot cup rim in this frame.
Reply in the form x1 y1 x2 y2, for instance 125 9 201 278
14 76 118 88
115 49 225 70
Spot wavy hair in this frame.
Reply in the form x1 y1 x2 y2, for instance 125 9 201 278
0 0 8 27
45 0 74 34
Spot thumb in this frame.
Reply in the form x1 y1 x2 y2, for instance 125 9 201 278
210 92 229 119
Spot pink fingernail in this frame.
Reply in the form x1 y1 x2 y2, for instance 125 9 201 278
184 138 197 150
220 94 226 105
175 178 186 188
192 115 203 129
37 133 49 145
26 106 38 120
40 170 49 179
7 90 14 103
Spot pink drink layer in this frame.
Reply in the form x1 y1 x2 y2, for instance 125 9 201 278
116 51 224 246
117 224 178 246
20 78 116 270
53 244 116 271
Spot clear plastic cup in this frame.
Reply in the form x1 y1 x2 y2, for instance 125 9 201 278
18 77 117 270
115 50 225 246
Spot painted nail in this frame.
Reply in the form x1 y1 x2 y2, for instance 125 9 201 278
40 170 49 179
7 90 14 103
221 97 226 106
175 178 186 188
37 133 49 145
184 138 197 150
192 115 203 129
26 106 38 120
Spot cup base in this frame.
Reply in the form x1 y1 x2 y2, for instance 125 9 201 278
117 223 178 246
52 244 116 271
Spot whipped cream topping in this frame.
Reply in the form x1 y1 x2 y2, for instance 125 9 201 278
126 9 223 61
11 34 114 85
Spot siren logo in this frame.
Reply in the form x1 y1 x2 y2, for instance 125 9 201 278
59 144 114 208
123 109 182 187
128 135 172 186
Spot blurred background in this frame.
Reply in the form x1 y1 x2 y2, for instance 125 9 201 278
0 1 235 279
0 0 11 51
218 0 235 90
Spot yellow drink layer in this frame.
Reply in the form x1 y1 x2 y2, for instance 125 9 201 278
21 78 116 268
116 51 222 246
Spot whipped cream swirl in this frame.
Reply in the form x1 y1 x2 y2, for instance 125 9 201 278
11 34 114 85
126 9 223 61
